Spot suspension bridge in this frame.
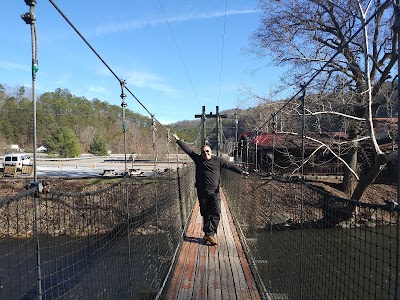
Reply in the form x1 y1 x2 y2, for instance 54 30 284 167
1 164 399 299
1 0 399 298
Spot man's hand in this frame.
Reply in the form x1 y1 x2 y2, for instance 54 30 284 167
172 133 179 141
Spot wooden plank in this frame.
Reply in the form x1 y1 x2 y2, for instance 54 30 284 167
217 213 237 300
167 204 199 299
167 193 262 300
192 215 208 299
177 242 196 299
207 243 222 300
177 209 203 299
221 191 262 300
220 200 251 299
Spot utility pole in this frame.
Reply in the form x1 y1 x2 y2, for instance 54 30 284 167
195 106 227 156
195 106 206 149
215 106 227 156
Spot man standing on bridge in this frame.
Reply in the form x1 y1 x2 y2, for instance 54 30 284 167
172 134 248 246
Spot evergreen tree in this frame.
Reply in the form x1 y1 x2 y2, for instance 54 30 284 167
47 127 81 158
89 135 108 156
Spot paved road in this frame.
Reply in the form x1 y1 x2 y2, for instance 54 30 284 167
7 156 189 178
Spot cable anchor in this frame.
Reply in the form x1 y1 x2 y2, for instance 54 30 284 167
120 79 127 103
24 0 37 6
21 12 35 24
21 0 37 24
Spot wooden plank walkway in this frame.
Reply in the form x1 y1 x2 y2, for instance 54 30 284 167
167 190 262 300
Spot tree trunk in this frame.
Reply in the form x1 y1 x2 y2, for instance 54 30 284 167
341 107 364 195
334 154 389 227
342 145 359 195
351 154 388 201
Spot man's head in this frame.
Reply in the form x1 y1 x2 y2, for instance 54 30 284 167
201 145 212 160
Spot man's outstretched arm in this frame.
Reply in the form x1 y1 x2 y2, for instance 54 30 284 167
221 160 249 176
172 133 196 158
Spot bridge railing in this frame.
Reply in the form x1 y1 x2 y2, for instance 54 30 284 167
221 170 399 300
0 165 196 300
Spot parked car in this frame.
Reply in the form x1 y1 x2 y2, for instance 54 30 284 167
2 154 31 170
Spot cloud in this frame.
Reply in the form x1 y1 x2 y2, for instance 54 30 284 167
88 85 111 95
127 72 178 96
95 9 259 35
0 61 29 72
55 79 67 86
98 67 180 97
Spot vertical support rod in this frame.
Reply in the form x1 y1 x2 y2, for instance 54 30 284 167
216 106 220 156
120 80 128 173
32 42 38 183
299 84 306 300
393 1 400 298
152 115 157 171
246 137 249 172
22 2 42 298
167 129 171 166
240 140 244 163
300 85 306 178
235 109 238 161
255 129 259 172
272 113 276 175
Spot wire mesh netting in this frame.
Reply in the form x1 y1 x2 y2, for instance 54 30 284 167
221 170 399 300
1 164 399 300
0 166 196 300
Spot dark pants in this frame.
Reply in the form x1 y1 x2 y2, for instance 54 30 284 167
196 189 221 237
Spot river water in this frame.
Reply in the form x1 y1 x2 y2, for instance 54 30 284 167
248 226 399 300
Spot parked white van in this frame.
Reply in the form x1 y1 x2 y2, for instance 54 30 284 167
2 154 31 170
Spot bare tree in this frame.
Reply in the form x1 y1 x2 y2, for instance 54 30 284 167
249 0 397 199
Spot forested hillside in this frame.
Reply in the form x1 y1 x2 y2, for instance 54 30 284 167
2 83 395 159
0 85 194 157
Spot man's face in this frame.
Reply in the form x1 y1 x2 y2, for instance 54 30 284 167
201 146 212 160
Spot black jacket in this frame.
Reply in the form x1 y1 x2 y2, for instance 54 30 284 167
177 140 243 192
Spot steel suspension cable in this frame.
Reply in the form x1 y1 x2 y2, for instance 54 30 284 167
48 0 120 82
48 0 171 133
157 0 201 106
217 0 228 107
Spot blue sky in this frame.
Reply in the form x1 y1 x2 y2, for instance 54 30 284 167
1 1 286 124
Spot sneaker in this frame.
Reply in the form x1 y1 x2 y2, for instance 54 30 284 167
203 235 218 245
